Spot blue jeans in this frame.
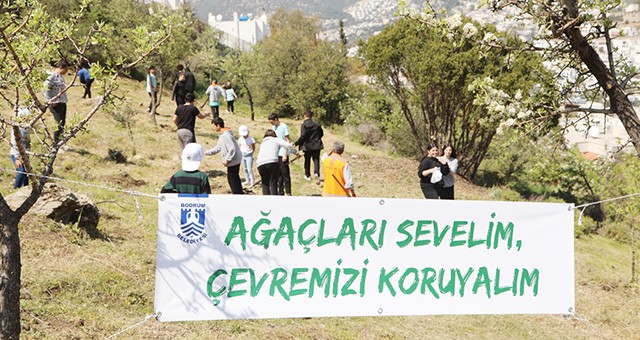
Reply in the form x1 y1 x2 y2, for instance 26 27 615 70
242 154 254 185
10 155 29 188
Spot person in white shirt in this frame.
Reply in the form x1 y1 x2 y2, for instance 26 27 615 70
237 125 255 187
256 129 298 195
438 143 458 200
268 113 293 195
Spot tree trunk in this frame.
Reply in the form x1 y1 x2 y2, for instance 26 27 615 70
563 26 640 157
632 219 637 285
240 75 255 121
0 205 22 340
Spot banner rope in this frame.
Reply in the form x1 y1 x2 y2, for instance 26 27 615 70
573 192 640 209
567 308 610 339
570 192 640 225
1 167 157 219
104 312 159 339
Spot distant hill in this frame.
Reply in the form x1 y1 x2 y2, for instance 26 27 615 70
190 0 432 42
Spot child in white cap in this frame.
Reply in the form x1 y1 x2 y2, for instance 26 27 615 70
237 125 255 187
160 143 211 194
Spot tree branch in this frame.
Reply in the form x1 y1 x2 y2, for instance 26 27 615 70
120 25 173 72
0 31 46 113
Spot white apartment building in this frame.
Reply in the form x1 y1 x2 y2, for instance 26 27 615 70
208 12 268 51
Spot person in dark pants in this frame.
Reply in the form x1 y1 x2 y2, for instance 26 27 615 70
256 129 298 195
184 66 196 95
173 64 184 86
418 143 450 199
9 108 32 188
43 60 69 144
146 66 158 113
174 93 210 150
438 143 458 200
205 117 243 194
268 113 292 195
77 59 94 99
294 110 324 180
172 72 187 107
202 79 224 119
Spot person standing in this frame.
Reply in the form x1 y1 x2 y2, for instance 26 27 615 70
160 143 211 194
203 79 224 119
205 117 243 194
294 110 324 180
268 113 292 196
146 66 158 113
172 73 187 107
438 143 458 200
173 93 210 150
173 64 184 86
237 125 255 187
184 66 196 96
43 60 69 143
418 143 450 199
321 141 355 197
224 80 237 114
77 59 94 99
9 108 31 189
256 129 299 195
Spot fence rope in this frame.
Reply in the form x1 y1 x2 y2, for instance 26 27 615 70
104 312 159 339
1 168 157 198
1 167 157 219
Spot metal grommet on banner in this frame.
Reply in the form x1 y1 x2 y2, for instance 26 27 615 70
378 308 383 314
159 195 166 202
379 199 385 206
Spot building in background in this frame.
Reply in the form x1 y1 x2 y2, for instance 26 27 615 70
147 0 184 10
208 12 268 52
562 100 637 159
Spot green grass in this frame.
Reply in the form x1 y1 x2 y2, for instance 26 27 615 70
1 78 639 338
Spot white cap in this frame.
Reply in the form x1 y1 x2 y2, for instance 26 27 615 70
17 107 31 118
238 125 249 137
182 143 204 171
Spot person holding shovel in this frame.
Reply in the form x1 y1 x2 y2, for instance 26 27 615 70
321 140 355 197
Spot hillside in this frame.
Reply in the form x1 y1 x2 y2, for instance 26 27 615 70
1 77 639 338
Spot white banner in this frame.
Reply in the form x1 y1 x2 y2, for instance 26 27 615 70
154 194 575 322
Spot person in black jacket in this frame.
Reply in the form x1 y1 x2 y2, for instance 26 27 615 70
184 66 196 95
172 72 187 107
417 142 450 199
294 110 324 180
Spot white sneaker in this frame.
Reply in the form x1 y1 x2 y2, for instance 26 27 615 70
304 176 311 181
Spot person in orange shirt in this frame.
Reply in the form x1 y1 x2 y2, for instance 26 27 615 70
321 141 356 197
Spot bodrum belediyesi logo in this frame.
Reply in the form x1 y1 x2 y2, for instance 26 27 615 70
177 203 208 244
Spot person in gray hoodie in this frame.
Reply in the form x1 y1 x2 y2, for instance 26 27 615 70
205 117 243 194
